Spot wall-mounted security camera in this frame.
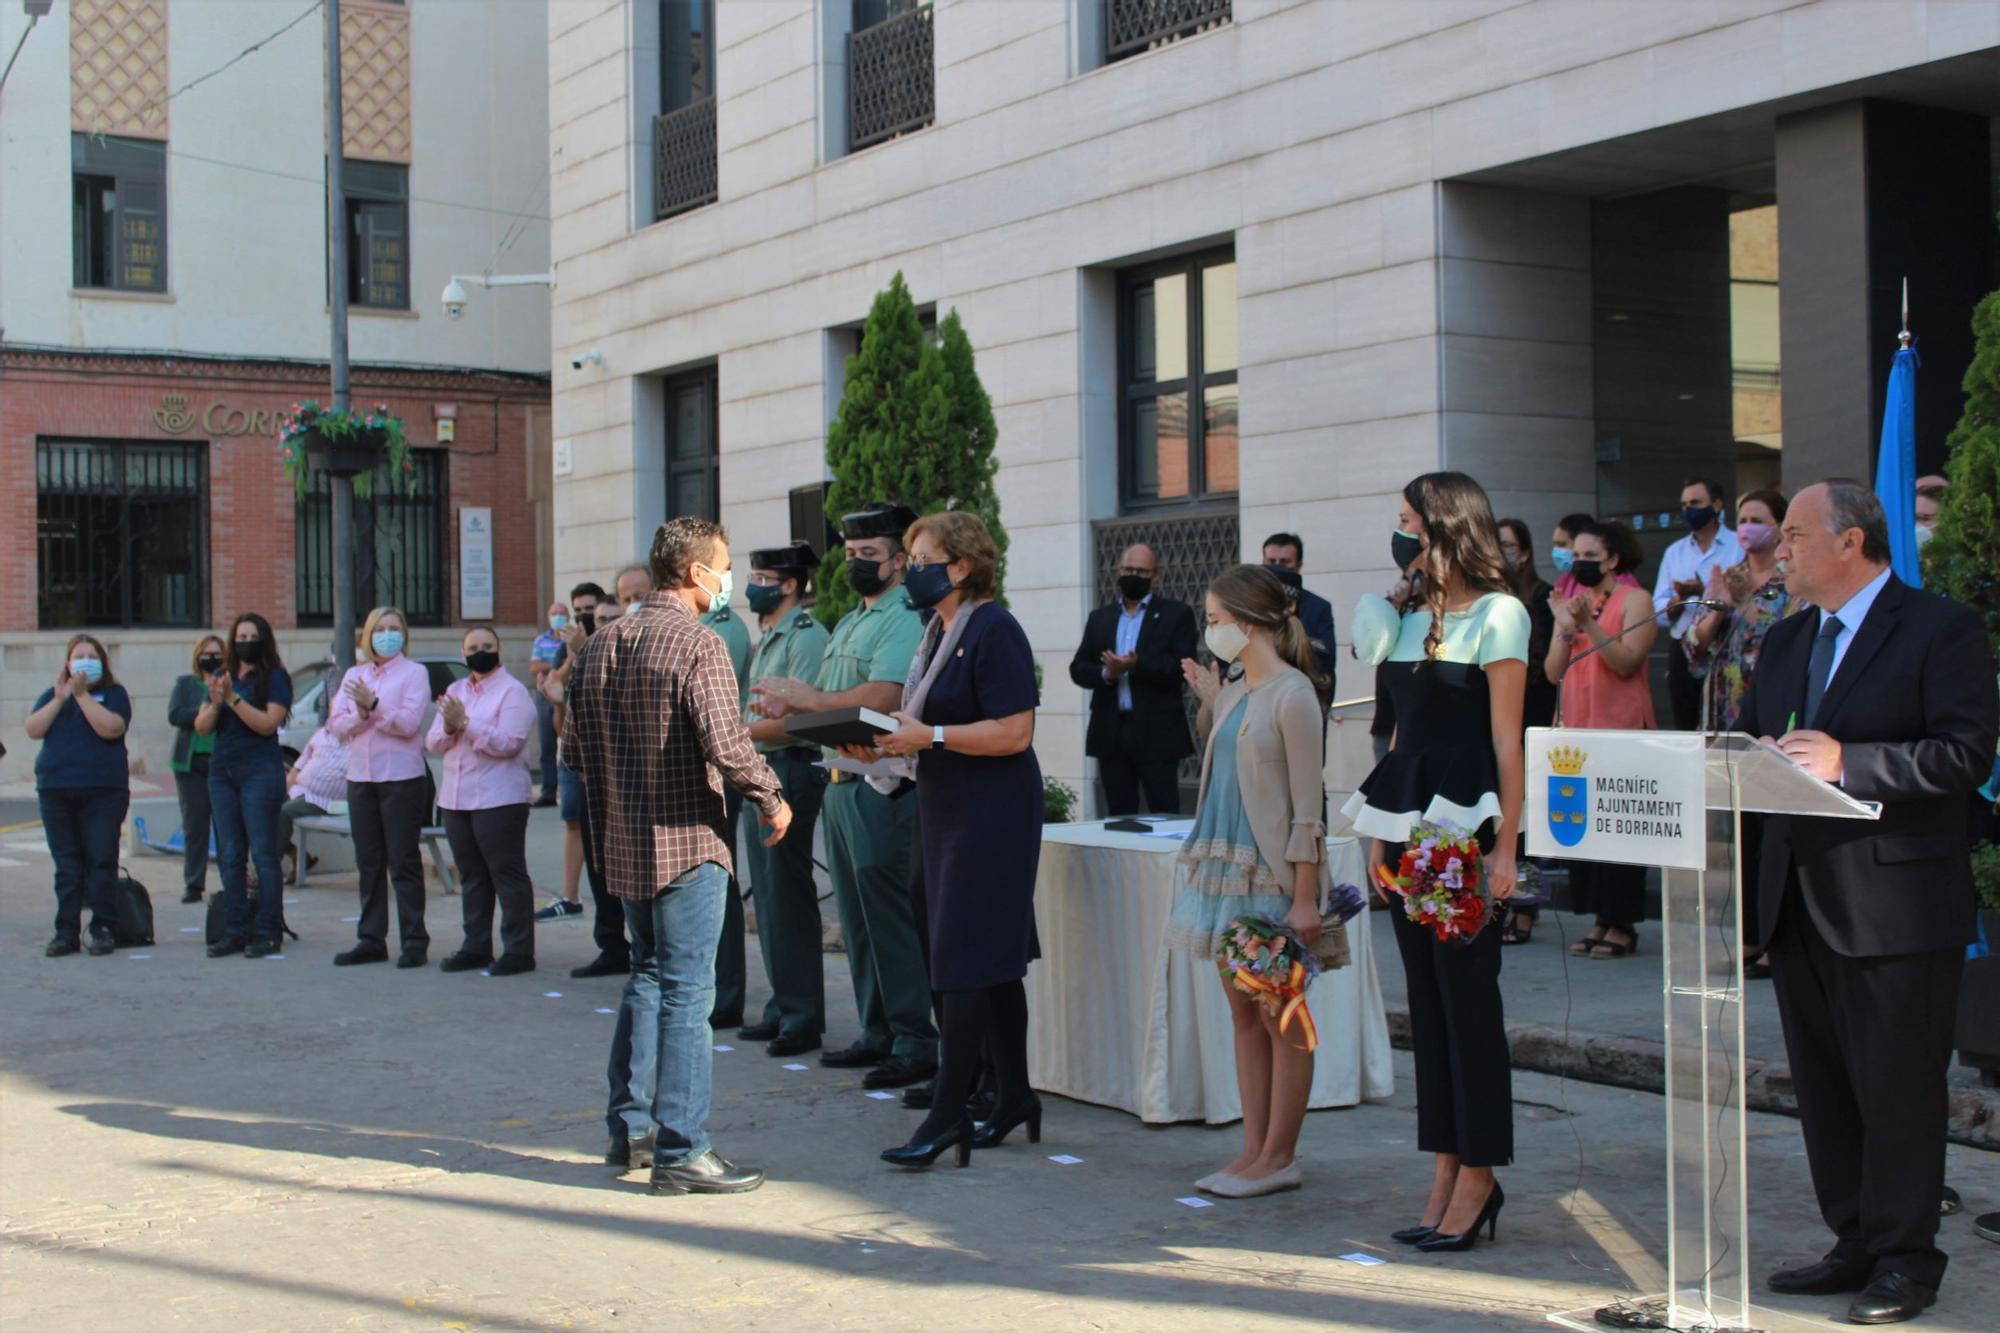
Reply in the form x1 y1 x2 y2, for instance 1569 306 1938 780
572 348 605 371
441 278 468 319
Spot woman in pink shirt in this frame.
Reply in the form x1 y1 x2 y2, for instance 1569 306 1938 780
428 626 538 975
328 606 434 968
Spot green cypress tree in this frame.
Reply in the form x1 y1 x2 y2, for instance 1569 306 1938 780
910 309 1008 603
1925 288 2000 654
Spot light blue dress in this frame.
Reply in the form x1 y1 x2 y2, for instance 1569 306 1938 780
1166 696 1294 960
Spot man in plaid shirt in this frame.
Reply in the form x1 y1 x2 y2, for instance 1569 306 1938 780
564 516 793 1195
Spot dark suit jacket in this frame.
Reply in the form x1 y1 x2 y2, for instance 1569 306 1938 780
1295 586 1338 699
1739 576 1998 957
1068 595 1199 763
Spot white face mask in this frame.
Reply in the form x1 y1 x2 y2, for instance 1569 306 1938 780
1205 622 1249 664
695 563 733 611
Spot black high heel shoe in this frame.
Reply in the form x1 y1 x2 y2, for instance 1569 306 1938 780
881 1118 975 1169
1390 1222 1440 1245
1415 1182 1504 1252
970 1094 1042 1149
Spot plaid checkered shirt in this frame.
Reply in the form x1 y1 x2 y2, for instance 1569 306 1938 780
561 591 782 900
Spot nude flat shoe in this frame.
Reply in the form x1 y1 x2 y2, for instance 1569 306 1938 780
1208 1162 1303 1198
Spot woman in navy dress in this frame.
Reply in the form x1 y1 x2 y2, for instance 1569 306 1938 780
865 510 1043 1169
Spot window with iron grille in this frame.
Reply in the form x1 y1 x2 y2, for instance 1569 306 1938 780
653 0 718 220
37 439 206 628
1105 0 1232 63
345 160 409 310
1118 248 1238 512
296 450 449 626
848 0 933 153
665 366 720 522
71 134 167 292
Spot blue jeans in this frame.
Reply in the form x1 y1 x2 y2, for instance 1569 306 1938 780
209 754 287 941
605 860 728 1163
534 690 558 799
39 786 127 941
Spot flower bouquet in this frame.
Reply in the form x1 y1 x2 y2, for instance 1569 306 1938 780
1218 915 1323 1051
1375 819 1489 946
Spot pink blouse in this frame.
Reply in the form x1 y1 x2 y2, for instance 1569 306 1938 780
425 667 535 810
326 654 432 783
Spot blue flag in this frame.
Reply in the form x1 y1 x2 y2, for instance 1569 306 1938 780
1874 344 1921 587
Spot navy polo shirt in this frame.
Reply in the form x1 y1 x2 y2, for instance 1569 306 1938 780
212 668 293 766
32 685 132 791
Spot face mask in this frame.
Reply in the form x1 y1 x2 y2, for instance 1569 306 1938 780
548 614 568 633
464 649 501 675
847 556 887 597
372 630 405 658
1503 549 1520 568
694 564 732 611
198 654 223 674
69 657 103 685
1117 573 1152 602
1683 504 1718 532
1737 521 1777 553
235 638 265 664
1391 529 1423 572
1551 545 1575 574
577 610 597 634
1205 623 1249 664
904 561 956 610
745 582 786 616
1571 559 1606 589
1915 523 1935 548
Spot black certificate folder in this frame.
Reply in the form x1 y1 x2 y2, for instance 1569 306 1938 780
784 706 899 748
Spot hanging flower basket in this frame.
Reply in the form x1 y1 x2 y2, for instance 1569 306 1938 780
278 400 411 498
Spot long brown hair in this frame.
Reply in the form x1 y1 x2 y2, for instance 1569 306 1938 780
1404 472 1513 661
1208 564 1332 707
223 612 284 692
62 633 117 690
1496 517 1544 600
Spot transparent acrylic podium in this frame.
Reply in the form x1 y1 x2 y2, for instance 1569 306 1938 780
1546 732 1879 1333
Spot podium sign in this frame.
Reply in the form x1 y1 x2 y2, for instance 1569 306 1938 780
1525 730 1704 870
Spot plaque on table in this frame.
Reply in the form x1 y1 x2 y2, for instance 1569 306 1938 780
783 706 898 748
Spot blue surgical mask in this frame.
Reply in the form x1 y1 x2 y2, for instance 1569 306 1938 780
70 657 104 685
696 564 733 611
1551 545 1576 574
372 630 406 658
548 613 568 632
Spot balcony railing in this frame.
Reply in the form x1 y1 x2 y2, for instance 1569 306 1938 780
1105 0 1232 62
848 5 934 153
653 94 718 222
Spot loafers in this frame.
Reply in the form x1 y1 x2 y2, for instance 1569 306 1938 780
439 951 494 973
1767 1256 1871 1296
489 954 535 976
396 948 429 969
819 1041 889 1069
765 1033 821 1058
863 1055 938 1090
45 935 80 958
1846 1273 1937 1325
648 1148 764 1195
738 1021 781 1043
208 936 247 959
334 943 389 967
569 953 631 979
709 1010 744 1030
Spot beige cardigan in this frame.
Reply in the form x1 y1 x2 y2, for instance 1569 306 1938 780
1192 664 1330 880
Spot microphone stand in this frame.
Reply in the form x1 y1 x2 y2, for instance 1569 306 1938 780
1552 597 1732 729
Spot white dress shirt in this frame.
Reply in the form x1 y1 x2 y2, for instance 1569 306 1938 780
1105 593 1151 711
1652 525 1745 644
1814 564 1894 689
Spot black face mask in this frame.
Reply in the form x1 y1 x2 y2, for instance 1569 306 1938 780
235 639 265 664
1391 529 1423 572
198 654 223 674
1571 559 1606 588
847 556 888 597
1117 573 1152 602
465 650 501 674
1682 504 1718 533
577 610 597 635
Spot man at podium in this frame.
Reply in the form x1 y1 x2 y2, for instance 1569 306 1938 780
1741 482 1998 1326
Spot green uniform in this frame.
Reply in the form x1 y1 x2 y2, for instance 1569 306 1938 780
701 602 755 1024
739 606 833 1037
813 590 936 1059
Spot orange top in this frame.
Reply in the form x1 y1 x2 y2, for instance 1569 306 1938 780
1562 584 1657 731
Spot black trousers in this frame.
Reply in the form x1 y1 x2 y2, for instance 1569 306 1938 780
1768 889 1961 1290
1389 897 1513 1168
349 776 430 952
1569 860 1646 933
580 814 628 964
173 770 212 894
1098 714 1180 816
443 804 534 960
1665 642 1702 732
712 790 746 1022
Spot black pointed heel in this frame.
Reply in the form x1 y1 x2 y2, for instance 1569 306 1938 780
1415 1182 1504 1253
1391 1223 1440 1245
881 1118 975 1169
971 1094 1043 1149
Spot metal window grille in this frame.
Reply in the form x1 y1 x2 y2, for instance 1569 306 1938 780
1105 0 1232 62
848 4 933 152
653 95 718 221
36 438 207 628
296 450 449 626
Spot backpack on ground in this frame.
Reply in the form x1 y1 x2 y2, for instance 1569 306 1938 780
113 871 154 947
205 892 299 946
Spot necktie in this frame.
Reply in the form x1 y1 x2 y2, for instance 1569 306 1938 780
1802 614 1843 728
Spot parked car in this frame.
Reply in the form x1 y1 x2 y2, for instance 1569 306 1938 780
277 656 470 763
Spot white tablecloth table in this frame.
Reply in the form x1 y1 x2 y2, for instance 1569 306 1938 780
1027 821 1394 1124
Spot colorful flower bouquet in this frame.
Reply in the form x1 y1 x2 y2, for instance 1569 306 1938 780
1375 819 1489 947
1218 915 1323 1052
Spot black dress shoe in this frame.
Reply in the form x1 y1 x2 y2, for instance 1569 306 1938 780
334 943 389 967
1846 1273 1937 1325
820 1041 889 1069
881 1118 975 1169
45 935 80 958
86 932 116 956
709 1011 744 1030
439 951 493 973
208 936 247 958
607 1132 654 1171
489 954 535 976
649 1148 765 1195
1391 1223 1439 1245
180 888 204 904
570 953 631 979
1767 1256 1871 1296
1414 1183 1504 1253
971 1094 1042 1149
396 948 429 969
738 1021 781 1042
864 1055 938 1090
902 1082 934 1109
766 1033 821 1058
243 937 282 959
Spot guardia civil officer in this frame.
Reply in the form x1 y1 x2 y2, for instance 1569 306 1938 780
698 555 756 1028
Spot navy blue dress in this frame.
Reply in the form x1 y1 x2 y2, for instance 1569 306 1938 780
915 602 1043 990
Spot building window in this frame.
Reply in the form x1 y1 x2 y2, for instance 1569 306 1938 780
665 366 720 521
71 134 167 292
1118 249 1237 510
1105 0 1232 64
296 450 448 626
345 161 409 310
36 439 206 628
849 0 933 153
653 0 718 221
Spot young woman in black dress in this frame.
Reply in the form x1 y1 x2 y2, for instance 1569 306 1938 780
1342 471 1526 1252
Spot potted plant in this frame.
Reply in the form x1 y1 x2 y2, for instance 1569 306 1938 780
278 400 410 497
1042 778 1078 825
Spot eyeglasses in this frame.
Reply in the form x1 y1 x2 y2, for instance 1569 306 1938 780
1116 566 1154 577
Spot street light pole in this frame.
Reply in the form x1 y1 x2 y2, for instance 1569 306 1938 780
326 0 355 679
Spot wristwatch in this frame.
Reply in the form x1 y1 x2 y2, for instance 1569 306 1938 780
932 725 946 752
